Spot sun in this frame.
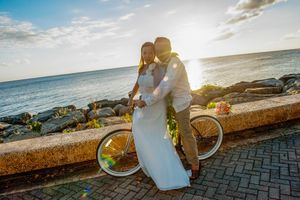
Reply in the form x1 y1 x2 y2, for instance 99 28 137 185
172 24 215 60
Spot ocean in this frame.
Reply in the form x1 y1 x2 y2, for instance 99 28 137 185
0 48 299 118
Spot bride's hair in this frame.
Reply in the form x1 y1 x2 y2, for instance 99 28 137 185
138 42 155 75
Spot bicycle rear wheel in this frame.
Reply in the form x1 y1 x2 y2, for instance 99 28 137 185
189 115 223 160
96 129 140 177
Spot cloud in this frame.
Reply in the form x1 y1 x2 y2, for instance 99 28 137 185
144 4 151 8
0 58 30 67
225 0 287 25
0 14 120 48
165 10 177 16
119 13 135 20
212 28 235 41
0 15 39 45
212 0 287 41
283 29 300 40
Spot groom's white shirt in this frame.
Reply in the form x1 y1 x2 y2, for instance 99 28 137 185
143 56 192 113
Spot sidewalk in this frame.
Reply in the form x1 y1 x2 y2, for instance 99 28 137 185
1 125 300 199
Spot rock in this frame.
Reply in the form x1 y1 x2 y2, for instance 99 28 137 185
225 78 284 94
279 73 300 84
87 107 116 120
4 130 40 143
31 105 77 122
98 117 127 126
190 105 206 112
1 124 36 139
245 87 282 94
113 104 127 116
283 78 300 93
118 106 131 116
225 81 268 93
88 98 128 110
283 78 297 92
287 84 300 95
210 92 286 105
41 111 86 134
192 85 227 105
252 78 284 88
191 93 211 106
74 123 88 131
0 112 32 125
0 122 11 131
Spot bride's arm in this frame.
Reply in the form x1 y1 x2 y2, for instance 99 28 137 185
128 80 139 106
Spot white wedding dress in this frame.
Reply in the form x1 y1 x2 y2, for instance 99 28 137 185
132 63 191 190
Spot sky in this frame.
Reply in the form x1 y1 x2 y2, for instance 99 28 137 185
0 0 300 82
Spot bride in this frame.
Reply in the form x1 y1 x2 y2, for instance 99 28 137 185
127 41 191 190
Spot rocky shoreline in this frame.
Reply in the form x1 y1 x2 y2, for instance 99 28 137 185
0 73 299 144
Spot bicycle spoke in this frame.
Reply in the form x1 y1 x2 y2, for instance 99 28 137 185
189 115 223 160
97 129 140 176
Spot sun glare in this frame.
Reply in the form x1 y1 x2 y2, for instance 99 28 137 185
186 59 206 90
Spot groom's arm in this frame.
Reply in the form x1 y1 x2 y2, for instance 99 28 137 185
143 57 184 106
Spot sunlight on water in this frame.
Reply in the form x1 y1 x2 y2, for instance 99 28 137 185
186 59 206 90
0 49 299 118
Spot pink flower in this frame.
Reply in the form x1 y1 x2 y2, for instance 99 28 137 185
215 101 231 115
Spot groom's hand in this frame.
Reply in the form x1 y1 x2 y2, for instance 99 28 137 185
134 100 146 108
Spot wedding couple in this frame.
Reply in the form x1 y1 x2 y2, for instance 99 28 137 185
127 37 201 190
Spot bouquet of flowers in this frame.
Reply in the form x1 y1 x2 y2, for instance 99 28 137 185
215 101 231 115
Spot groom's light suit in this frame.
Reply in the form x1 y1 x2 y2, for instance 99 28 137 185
143 56 199 167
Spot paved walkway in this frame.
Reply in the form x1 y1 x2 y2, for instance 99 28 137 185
1 128 300 199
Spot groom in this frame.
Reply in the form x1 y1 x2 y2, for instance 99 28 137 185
136 37 200 180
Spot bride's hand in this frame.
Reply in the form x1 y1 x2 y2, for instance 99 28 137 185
134 100 146 108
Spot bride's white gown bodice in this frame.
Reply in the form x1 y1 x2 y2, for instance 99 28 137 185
132 63 190 190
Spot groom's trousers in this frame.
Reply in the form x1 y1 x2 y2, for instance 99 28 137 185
175 104 199 168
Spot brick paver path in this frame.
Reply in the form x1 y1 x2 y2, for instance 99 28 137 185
1 130 300 199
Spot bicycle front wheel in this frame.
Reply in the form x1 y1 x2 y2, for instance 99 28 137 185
190 115 223 160
96 129 140 177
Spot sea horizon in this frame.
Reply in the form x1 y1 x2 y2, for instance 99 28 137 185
0 48 299 118
1 47 299 84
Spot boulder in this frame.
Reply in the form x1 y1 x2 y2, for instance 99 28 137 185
0 112 32 125
41 111 86 135
225 81 267 93
283 78 300 93
87 107 116 120
192 85 227 105
0 122 11 131
191 93 211 106
190 105 206 112
245 87 282 94
252 78 284 88
287 80 300 94
210 92 286 105
225 78 284 94
279 73 300 84
283 78 297 92
1 124 36 139
98 117 127 126
113 104 127 116
87 98 128 110
31 105 77 122
118 106 131 116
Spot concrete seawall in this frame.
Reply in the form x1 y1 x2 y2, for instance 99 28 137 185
1 94 299 176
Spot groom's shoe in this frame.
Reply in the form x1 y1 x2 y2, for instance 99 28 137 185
189 163 201 180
